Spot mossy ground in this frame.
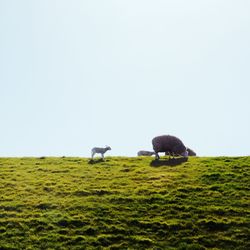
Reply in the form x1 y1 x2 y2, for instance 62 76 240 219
0 156 249 249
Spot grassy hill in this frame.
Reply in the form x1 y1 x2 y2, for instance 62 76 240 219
0 156 249 249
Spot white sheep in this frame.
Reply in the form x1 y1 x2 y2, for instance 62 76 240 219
137 150 155 156
91 146 111 159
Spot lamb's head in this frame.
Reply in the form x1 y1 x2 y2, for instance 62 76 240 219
105 146 111 151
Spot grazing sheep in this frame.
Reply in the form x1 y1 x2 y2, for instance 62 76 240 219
137 150 155 156
91 146 111 159
152 135 188 160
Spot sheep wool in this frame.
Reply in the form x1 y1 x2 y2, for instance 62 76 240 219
152 135 188 159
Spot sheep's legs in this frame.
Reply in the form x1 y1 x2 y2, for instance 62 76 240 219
171 152 175 159
91 152 95 159
166 151 175 160
155 152 160 160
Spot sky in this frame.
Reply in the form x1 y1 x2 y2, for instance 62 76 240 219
0 0 250 157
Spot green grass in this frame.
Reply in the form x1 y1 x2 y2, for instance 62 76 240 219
0 156 249 249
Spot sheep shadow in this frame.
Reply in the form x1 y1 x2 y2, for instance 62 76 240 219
88 158 105 164
150 157 188 167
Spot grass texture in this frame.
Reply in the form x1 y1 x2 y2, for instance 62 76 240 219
0 156 249 249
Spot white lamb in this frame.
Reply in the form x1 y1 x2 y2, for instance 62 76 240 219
91 146 111 159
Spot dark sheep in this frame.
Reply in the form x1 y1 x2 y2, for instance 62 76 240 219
152 135 188 160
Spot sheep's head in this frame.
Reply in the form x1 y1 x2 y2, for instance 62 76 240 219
181 150 188 157
105 146 111 151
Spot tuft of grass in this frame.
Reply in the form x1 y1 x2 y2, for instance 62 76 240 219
0 156 249 249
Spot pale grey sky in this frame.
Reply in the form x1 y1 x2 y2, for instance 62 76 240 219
1 0 250 157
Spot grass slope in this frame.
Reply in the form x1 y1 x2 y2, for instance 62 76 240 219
0 156 249 249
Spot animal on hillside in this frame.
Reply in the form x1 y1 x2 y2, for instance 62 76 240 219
137 150 155 156
91 146 111 159
152 135 188 160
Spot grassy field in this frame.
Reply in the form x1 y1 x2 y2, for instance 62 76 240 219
0 156 249 249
